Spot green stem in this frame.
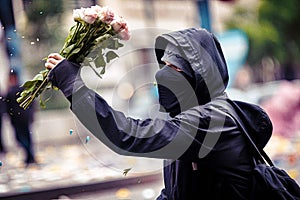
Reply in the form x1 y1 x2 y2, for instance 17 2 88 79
68 23 91 58
31 73 49 99
70 22 82 44
75 24 112 61
60 22 83 55
88 64 103 79
19 95 32 108
20 70 50 109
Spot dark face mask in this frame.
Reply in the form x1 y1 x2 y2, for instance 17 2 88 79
155 65 197 117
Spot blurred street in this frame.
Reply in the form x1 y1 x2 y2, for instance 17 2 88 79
0 109 164 200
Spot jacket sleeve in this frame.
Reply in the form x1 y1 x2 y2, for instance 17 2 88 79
69 86 201 160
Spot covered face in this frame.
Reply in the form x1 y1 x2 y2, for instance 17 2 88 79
154 28 229 117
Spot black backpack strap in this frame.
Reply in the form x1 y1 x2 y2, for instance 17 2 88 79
212 98 274 166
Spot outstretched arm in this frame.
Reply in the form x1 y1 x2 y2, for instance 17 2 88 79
45 55 200 160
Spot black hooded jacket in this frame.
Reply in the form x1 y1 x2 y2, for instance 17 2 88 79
48 28 272 200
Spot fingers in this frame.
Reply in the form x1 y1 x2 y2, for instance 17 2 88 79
48 53 64 60
44 59 57 70
45 53 65 70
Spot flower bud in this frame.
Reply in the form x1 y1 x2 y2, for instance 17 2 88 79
73 8 83 22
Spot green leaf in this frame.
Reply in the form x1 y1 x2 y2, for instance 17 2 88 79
82 58 90 66
22 80 38 89
123 168 132 176
39 97 46 109
100 66 105 75
106 51 119 63
95 55 106 68
89 46 102 58
105 38 124 50
95 34 111 46
32 73 44 81
62 44 75 55
106 38 117 50
71 48 81 54
114 40 124 49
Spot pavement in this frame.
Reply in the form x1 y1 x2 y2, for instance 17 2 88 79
0 109 164 200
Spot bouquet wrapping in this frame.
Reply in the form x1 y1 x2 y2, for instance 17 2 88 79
17 5 130 109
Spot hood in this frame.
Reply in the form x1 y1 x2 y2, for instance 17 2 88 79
155 28 229 105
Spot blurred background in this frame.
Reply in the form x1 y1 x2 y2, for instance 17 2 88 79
0 0 300 199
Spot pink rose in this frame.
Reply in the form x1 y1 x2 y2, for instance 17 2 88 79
110 16 130 40
118 28 131 40
99 6 115 24
82 7 98 24
73 8 84 22
110 16 127 32
91 5 102 13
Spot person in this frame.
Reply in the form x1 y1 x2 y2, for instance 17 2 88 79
0 87 6 153
6 69 36 166
45 28 273 199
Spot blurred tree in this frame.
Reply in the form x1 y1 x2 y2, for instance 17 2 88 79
225 0 300 81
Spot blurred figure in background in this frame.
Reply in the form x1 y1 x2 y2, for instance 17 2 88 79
0 86 6 153
6 69 36 166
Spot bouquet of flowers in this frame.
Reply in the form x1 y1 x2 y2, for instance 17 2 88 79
17 5 130 109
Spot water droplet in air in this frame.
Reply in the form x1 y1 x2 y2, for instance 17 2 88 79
85 136 90 143
39 11 43 15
